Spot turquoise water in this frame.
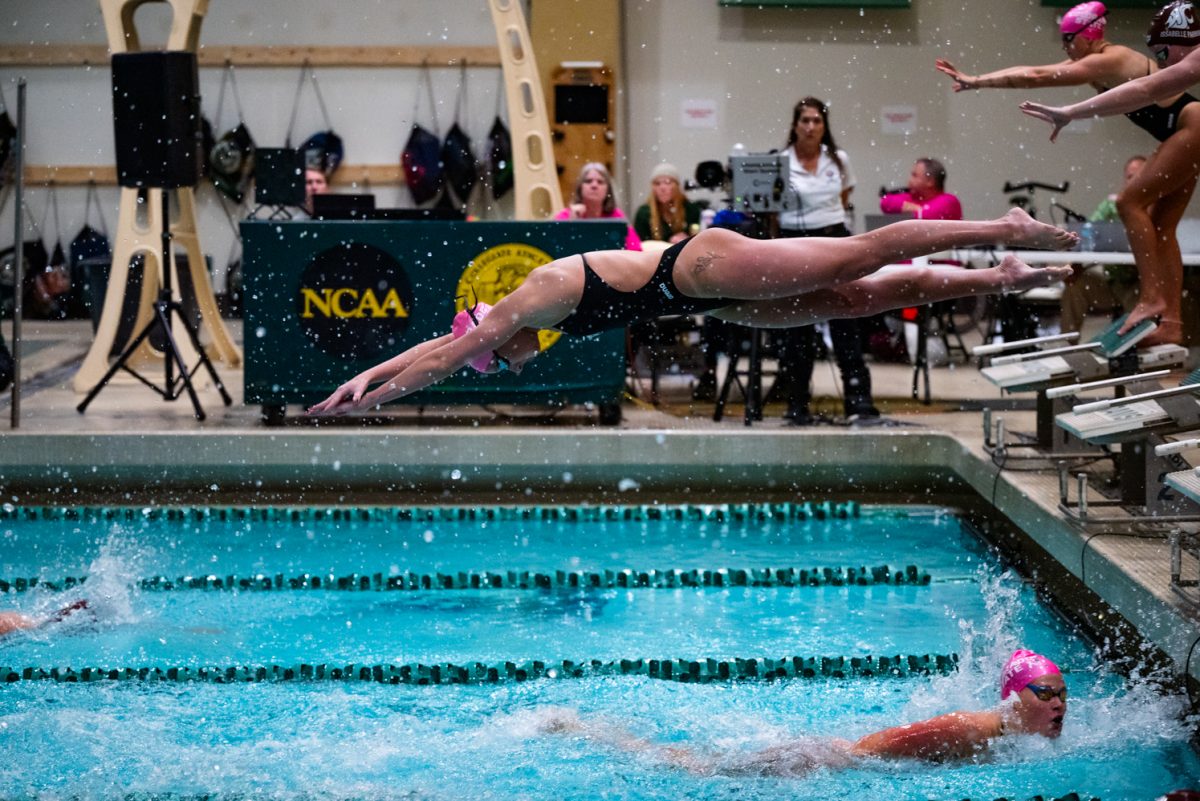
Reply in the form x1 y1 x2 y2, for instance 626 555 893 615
0 505 1196 800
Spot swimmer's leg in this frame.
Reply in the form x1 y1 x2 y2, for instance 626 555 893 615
680 209 1077 301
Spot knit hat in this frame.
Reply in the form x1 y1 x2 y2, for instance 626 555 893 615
650 162 681 184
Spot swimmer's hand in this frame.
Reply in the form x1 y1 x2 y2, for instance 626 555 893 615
1019 101 1071 143
306 375 371 417
935 59 975 91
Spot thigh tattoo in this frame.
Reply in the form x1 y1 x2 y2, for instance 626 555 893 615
693 251 725 275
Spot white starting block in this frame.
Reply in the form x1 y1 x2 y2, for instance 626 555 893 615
1056 369 1200 521
1160 438 1200 506
1156 439 1200 602
972 315 1186 456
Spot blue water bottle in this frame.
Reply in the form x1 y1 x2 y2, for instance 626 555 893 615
1080 222 1096 251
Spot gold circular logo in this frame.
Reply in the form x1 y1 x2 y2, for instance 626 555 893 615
455 242 562 350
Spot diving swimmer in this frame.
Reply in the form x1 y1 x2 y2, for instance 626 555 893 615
308 211 1076 416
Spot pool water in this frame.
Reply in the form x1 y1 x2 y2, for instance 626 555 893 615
0 504 1196 800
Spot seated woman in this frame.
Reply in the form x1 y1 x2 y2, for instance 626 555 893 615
307 209 1076 417
539 649 1067 777
633 163 701 244
555 162 642 252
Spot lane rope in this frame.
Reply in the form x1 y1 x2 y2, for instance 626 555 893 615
0 565 931 594
0 501 862 523
0 652 958 686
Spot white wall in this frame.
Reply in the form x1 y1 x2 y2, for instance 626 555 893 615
622 0 1181 229
0 0 514 291
1 0 1193 294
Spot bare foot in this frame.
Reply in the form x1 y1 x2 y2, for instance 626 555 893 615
1117 301 1170 336
1001 208 1078 251
1132 317 1183 347
996 255 1072 293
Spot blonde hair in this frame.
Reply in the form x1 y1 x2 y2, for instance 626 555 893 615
646 176 687 241
571 162 617 216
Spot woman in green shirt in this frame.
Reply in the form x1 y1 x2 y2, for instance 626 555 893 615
633 163 701 244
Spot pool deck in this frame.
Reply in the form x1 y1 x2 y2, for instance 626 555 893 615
3 319 1200 688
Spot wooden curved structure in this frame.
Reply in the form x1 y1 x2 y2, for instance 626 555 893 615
75 0 240 394
487 0 563 220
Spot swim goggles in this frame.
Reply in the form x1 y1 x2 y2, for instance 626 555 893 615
1061 9 1106 44
1153 45 1170 65
463 302 511 373
1025 683 1068 702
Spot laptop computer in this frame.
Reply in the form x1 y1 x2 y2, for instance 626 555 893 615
863 213 909 232
312 193 376 220
253 148 306 207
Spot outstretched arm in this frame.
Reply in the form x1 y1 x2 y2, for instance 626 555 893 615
307 334 456 415
1021 49 1200 140
936 55 1110 91
851 711 1001 761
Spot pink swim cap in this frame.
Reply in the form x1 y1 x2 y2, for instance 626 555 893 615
451 302 497 373
1000 649 1062 699
1061 2 1107 40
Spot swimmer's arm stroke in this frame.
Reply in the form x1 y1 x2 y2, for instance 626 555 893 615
936 52 1121 91
850 711 1001 761
1022 49 1200 140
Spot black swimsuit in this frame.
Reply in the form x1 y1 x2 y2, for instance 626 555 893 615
1103 55 1199 142
1124 92 1199 141
554 238 734 337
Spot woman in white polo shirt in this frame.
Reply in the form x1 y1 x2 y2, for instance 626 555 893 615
772 97 877 424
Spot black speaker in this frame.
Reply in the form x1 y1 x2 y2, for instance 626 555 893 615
253 147 306 206
112 51 203 188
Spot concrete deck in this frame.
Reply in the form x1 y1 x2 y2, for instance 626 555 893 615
3 318 1200 686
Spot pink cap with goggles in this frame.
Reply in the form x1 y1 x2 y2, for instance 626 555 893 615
1000 649 1062 699
1061 1 1107 40
451 302 499 373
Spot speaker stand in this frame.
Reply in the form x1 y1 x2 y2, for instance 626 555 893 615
77 190 231 420
73 186 241 392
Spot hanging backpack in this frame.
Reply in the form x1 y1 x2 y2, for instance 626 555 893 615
487 72 514 200
401 65 444 205
68 182 112 322
286 63 345 176
208 64 256 203
441 64 480 207
0 327 12 393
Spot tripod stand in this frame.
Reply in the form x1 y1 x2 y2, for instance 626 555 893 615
77 189 231 420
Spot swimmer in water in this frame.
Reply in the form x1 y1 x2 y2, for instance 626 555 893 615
0 599 91 637
541 649 1066 777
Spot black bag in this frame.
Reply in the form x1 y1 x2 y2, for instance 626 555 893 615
401 66 444 204
0 329 13 393
0 107 15 192
208 65 256 202
488 116 513 200
402 124 444 204
441 66 479 206
286 65 345 176
68 183 112 321
442 124 477 205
